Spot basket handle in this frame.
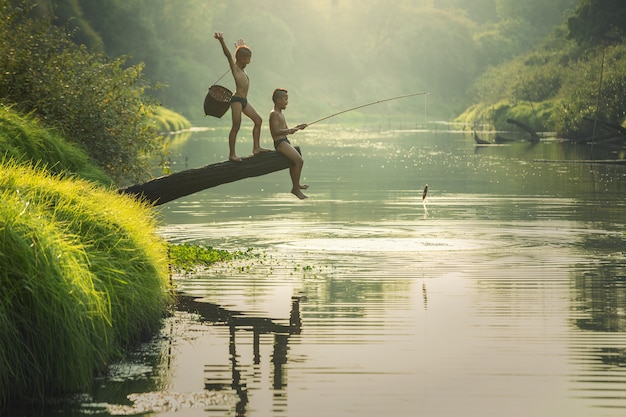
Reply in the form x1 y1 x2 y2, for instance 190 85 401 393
212 69 230 86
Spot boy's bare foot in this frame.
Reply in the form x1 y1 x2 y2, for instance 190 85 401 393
291 189 308 199
300 184 309 190
228 155 242 162
253 147 271 155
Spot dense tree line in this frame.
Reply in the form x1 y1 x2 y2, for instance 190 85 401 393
5 0 623 144
567 0 626 46
32 0 581 121
462 0 626 138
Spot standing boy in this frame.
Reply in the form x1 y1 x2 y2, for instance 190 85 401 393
214 31 269 162
269 88 309 199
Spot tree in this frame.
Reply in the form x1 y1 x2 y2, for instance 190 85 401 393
76 0 220 116
567 0 626 46
0 0 161 182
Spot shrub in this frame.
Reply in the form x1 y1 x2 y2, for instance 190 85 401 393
0 1 161 183
554 45 626 138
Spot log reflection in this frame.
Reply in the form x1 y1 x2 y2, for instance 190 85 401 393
176 294 304 415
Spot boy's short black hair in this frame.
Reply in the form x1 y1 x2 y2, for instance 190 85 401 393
235 45 251 60
272 88 288 103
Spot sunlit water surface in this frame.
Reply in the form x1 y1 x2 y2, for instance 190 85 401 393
16 125 626 417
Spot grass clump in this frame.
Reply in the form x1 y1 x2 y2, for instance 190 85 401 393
169 243 254 274
0 104 112 185
152 106 192 133
0 161 173 404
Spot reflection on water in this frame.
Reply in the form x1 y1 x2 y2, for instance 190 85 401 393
10 126 626 417
177 294 303 416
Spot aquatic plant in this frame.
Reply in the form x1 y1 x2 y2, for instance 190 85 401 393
0 161 172 404
168 243 254 274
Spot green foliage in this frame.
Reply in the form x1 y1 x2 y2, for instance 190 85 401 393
30 0 105 50
76 0 221 118
554 46 626 138
456 99 561 132
169 243 254 274
567 0 626 46
496 0 578 31
20 0 602 126
464 22 626 138
0 104 112 184
0 1 161 182
0 161 172 403
320 2 481 116
511 67 562 102
31 0 577 121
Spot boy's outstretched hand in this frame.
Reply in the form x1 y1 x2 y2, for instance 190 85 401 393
214 31 223 40
295 124 308 130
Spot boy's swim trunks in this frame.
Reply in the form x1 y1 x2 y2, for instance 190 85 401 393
230 95 248 108
273 137 290 149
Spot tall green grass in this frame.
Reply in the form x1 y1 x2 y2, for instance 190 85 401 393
0 161 173 404
151 106 192 133
0 104 112 185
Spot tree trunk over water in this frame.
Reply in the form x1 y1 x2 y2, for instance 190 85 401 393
118 148 299 205
506 118 540 142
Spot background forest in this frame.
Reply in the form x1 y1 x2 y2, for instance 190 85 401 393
32 1 573 117
17 0 626 136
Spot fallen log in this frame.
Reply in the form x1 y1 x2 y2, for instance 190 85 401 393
583 116 626 136
534 158 626 165
118 147 299 205
473 129 491 144
506 118 540 142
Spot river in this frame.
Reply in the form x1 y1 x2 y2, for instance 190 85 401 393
16 123 626 416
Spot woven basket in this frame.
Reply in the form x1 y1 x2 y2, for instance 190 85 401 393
204 85 232 118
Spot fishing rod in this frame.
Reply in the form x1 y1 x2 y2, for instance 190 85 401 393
306 91 429 126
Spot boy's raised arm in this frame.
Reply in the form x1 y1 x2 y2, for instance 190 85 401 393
214 32 234 66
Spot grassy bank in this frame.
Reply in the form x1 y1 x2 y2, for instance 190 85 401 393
454 99 560 132
152 106 192 133
0 106 173 404
0 162 173 403
0 104 112 185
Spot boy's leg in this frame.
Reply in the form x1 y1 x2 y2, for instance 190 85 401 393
229 102 243 162
277 142 308 199
243 103 269 154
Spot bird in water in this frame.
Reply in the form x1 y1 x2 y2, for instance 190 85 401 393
422 184 428 213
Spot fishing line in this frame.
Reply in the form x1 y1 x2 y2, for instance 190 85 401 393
590 48 605 160
306 91 429 126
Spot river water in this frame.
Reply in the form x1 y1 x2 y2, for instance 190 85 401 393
15 124 626 416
